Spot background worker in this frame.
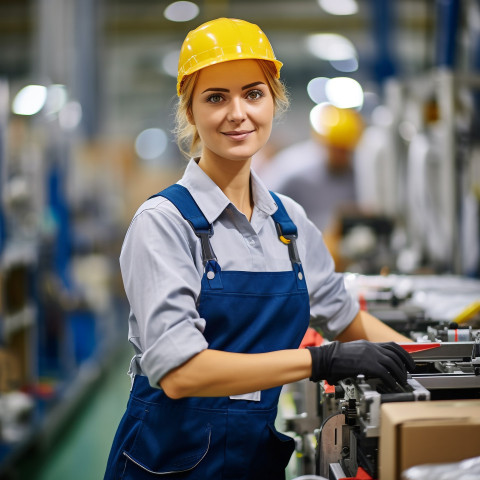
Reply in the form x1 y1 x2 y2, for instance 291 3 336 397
104 18 414 480
260 103 364 232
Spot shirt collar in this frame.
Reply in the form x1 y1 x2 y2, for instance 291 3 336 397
250 168 278 216
179 159 278 224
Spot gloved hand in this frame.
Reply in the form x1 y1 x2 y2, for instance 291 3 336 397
306 340 415 390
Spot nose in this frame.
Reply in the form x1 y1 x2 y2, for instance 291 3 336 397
227 97 246 123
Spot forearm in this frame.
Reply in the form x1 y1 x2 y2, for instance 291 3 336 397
160 348 312 399
336 310 412 343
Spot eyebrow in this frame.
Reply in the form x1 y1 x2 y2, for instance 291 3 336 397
201 81 266 94
242 81 265 90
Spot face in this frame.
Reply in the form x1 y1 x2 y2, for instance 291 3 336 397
327 145 353 173
189 59 275 164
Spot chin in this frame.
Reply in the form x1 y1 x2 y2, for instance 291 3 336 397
225 145 264 162
227 153 255 162
209 149 257 163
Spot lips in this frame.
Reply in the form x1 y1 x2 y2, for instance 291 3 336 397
222 130 254 141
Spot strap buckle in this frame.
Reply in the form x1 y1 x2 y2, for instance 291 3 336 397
275 223 301 265
193 225 217 266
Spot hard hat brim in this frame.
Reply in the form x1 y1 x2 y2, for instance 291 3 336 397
177 56 282 96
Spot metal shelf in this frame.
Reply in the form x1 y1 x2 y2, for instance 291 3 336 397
2 304 36 340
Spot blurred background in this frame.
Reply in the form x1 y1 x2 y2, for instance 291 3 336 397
0 0 479 478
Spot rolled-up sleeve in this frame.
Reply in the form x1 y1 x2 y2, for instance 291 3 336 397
276 195 359 339
120 204 208 388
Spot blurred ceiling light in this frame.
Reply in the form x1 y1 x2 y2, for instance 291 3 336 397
318 0 358 15
325 77 364 109
310 103 337 136
135 128 168 161
162 49 181 77
307 77 329 104
329 57 358 72
12 85 47 116
45 84 68 116
306 33 357 62
58 101 82 130
164 1 199 22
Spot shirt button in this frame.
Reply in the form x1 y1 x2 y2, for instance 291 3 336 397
249 239 255 245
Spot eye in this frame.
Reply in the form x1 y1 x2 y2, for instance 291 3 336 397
206 94 224 104
246 89 264 101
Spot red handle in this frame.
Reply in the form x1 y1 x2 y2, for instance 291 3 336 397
399 343 441 353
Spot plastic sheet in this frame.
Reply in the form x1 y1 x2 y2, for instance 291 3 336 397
401 456 480 480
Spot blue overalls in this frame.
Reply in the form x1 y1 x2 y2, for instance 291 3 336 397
104 184 310 479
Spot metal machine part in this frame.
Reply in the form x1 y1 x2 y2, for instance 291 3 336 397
281 379 321 476
316 376 430 479
413 324 477 343
282 333 480 478
315 340 480 478
408 340 480 395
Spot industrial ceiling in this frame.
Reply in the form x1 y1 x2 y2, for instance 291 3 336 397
0 0 440 153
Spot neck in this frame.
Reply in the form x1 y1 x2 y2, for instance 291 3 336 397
197 152 254 220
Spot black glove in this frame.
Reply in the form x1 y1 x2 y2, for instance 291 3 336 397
306 340 416 390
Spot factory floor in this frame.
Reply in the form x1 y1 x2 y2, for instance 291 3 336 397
19 346 132 480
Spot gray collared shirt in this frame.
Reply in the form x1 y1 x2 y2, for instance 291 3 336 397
120 159 359 388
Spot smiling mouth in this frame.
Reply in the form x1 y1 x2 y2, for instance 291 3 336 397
222 130 254 141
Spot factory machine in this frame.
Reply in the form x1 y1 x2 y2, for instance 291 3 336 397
316 336 480 479
283 276 480 479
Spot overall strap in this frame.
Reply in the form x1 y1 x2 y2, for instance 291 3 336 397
269 191 302 266
149 184 217 266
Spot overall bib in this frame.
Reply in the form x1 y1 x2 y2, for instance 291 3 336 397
105 185 310 480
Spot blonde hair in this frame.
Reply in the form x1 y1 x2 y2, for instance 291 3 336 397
174 60 289 159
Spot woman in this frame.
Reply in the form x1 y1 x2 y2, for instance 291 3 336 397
104 18 414 480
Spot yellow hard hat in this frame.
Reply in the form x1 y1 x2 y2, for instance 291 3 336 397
177 18 283 96
310 103 364 150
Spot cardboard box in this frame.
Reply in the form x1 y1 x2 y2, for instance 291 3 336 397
0 347 21 393
379 400 480 480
